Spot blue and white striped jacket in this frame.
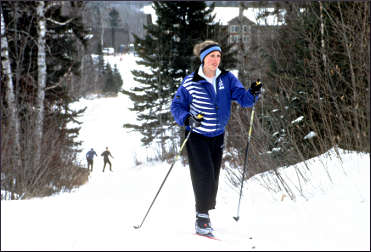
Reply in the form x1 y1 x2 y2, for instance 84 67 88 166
171 67 259 137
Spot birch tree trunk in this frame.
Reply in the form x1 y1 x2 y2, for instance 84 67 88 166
238 3 245 82
319 1 327 67
100 9 104 50
34 1 47 170
1 8 22 170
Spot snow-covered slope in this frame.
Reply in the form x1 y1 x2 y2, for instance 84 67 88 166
1 54 369 251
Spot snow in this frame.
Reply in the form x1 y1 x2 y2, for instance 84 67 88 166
291 115 304 124
1 53 370 251
304 131 318 140
271 147 281 152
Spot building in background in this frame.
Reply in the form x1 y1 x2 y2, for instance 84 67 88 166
80 3 150 54
227 15 256 51
225 12 277 82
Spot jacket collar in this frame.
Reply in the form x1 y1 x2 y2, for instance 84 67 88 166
192 65 228 82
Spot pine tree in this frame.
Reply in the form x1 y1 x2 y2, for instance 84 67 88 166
103 63 123 94
112 64 123 92
108 7 121 51
103 63 114 93
122 2 236 148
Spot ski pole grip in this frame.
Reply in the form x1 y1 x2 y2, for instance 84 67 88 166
254 79 262 102
195 114 204 120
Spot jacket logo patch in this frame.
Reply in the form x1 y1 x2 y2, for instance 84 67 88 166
218 80 224 90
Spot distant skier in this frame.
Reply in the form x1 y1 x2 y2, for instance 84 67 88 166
86 148 97 171
101 147 114 172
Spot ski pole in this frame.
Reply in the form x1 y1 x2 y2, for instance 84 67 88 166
233 80 261 222
133 117 200 229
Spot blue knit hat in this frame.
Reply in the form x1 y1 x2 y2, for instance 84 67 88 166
199 44 222 63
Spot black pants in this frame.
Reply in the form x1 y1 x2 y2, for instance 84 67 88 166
87 158 94 171
185 131 224 213
103 159 112 172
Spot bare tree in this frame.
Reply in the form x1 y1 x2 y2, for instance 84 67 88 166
1 8 22 174
223 1 369 200
319 1 327 68
33 1 47 170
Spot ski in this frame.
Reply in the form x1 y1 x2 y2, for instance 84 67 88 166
194 232 221 241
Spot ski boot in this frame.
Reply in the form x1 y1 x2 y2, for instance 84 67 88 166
195 212 213 236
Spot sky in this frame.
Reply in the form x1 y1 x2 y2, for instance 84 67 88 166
142 5 281 26
1 53 370 251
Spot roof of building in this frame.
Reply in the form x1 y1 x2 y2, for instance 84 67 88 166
228 16 256 25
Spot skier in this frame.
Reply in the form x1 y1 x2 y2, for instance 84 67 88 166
101 147 114 172
86 148 97 171
170 40 262 237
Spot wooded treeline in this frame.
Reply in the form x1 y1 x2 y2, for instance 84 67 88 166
1 1 90 199
1 1 125 199
225 1 369 198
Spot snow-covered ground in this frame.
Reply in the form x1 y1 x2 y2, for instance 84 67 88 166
1 54 369 251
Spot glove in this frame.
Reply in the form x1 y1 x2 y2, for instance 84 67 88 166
184 113 204 128
249 79 262 96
